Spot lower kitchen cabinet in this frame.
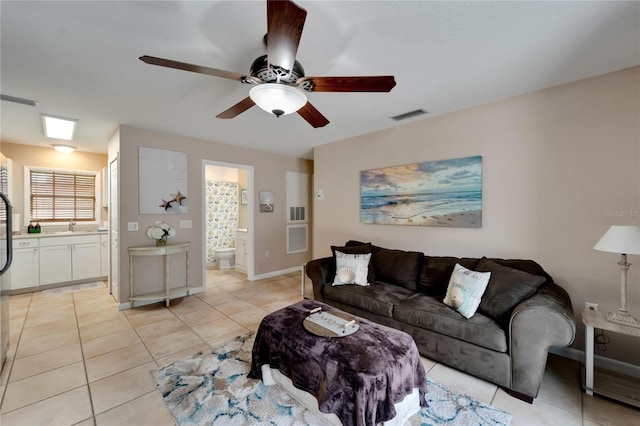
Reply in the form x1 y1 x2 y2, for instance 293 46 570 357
11 233 109 292
38 234 102 286
72 242 101 280
100 234 109 277
39 244 73 285
10 239 39 290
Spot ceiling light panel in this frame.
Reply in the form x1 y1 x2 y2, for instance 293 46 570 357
42 114 78 140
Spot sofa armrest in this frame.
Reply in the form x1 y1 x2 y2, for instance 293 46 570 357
306 257 334 302
509 283 576 399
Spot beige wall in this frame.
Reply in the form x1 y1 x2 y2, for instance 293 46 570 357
312 66 640 365
0 143 108 231
110 125 312 303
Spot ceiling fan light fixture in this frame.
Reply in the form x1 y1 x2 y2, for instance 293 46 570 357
42 114 78 140
249 83 307 117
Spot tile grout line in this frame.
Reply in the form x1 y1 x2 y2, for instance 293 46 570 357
2 292 87 419
72 290 97 425
0 293 32 412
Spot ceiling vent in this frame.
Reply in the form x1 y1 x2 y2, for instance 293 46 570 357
1 94 39 108
390 109 428 121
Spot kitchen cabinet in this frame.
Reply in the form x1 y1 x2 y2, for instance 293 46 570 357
72 242 101 280
39 234 101 285
10 239 39 290
101 166 108 208
100 234 109 277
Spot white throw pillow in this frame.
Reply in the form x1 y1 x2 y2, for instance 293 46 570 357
332 251 372 286
443 263 491 318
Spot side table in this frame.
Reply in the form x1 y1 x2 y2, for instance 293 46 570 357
582 309 640 407
128 242 190 308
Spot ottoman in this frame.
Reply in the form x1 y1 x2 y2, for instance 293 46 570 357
248 301 427 426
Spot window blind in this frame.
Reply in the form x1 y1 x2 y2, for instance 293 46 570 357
30 170 96 222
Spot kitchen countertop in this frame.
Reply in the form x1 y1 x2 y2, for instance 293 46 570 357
13 230 109 239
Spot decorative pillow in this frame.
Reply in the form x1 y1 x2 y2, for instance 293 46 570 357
418 256 479 297
443 263 491 318
332 251 372 286
331 244 375 283
372 248 423 291
477 258 546 321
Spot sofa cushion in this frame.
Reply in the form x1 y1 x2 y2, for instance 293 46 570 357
372 247 423 291
332 251 372 286
442 263 491 318
418 256 479 297
332 244 375 283
394 293 507 352
324 281 414 318
485 258 553 283
477 258 547 321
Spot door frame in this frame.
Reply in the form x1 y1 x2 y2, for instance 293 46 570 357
201 160 255 281
108 156 119 299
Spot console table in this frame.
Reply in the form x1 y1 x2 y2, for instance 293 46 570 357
582 309 640 407
128 242 190 308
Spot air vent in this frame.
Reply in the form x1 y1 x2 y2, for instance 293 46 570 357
290 206 305 221
1 94 39 108
390 109 428 121
287 224 308 254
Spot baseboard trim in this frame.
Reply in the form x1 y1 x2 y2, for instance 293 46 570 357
253 266 303 281
550 346 640 378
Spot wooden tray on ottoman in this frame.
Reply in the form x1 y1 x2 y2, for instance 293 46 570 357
303 308 359 337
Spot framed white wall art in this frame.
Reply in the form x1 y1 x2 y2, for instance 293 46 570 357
139 146 188 214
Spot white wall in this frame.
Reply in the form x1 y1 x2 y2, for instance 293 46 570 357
312 66 640 365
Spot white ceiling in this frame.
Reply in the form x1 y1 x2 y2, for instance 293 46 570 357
1 1 638 159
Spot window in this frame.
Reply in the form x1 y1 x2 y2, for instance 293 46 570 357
28 169 97 222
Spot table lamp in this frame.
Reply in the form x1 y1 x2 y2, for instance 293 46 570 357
593 225 640 328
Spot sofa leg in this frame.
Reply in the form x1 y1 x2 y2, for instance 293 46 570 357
506 389 534 404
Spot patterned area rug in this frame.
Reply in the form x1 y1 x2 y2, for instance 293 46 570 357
41 281 106 296
151 333 511 426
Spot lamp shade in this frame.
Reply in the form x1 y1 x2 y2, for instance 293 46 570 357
249 83 307 117
594 225 640 255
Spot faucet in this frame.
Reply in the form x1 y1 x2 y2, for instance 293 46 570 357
69 220 76 231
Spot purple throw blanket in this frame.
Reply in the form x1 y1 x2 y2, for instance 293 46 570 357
248 301 427 426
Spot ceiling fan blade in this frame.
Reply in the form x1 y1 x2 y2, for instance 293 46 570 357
216 97 256 119
140 55 250 82
297 76 397 92
267 0 307 72
297 102 329 128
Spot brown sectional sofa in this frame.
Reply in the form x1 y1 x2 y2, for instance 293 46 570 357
305 240 576 402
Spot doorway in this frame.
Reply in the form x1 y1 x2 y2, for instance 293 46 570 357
202 160 254 283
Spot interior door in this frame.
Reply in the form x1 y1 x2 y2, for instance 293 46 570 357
109 157 119 301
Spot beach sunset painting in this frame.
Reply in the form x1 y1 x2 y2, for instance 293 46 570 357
361 156 482 228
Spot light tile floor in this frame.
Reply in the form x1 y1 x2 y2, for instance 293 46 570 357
1 269 638 425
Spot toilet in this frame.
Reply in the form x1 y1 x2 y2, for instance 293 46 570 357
214 248 236 270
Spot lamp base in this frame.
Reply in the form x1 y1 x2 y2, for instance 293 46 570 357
606 311 640 328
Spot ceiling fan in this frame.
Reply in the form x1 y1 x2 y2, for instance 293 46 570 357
139 0 396 128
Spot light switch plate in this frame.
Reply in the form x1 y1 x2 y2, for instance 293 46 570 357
127 222 138 231
180 220 192 229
